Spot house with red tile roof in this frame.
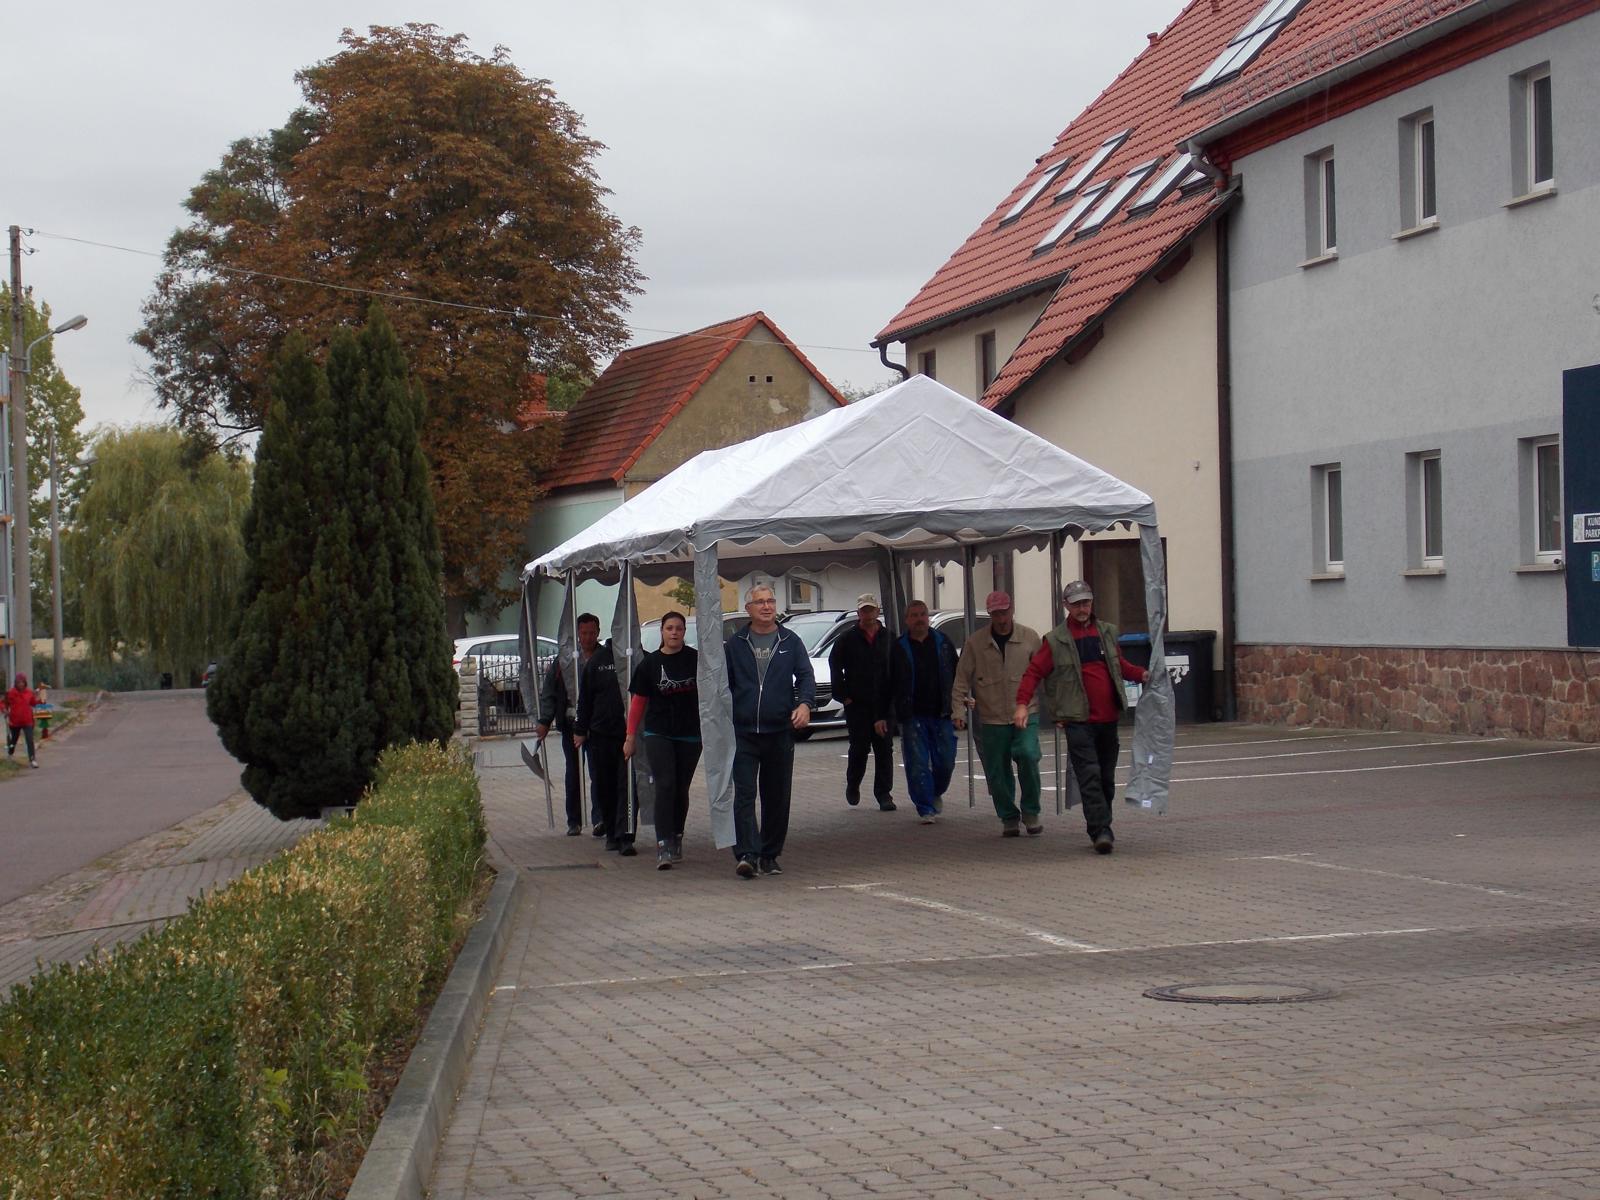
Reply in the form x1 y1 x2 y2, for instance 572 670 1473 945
875 0 1276 715
520 312 854 632
1184 0 1600 740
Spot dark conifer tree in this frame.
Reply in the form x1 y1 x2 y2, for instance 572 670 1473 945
210 308 454 819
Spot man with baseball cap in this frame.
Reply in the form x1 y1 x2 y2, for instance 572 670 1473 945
952 590 1043 836
828 593 896 811
1014 580 1149 854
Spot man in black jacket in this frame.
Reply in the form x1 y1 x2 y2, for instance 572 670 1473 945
828 593 896 811
574 636 636 856
535 613 602 835
890 600 959 824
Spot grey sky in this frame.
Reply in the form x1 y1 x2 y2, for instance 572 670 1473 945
14 1 1181 431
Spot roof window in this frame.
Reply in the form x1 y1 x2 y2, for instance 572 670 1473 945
1185 0 1307 96
1130 153 1195 214
1055 131 1130 199
1077 160 1163 236
1000 159 1070 226
1034 182 1111 253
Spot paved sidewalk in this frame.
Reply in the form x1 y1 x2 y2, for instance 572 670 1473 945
434 726 1600 1198
0 694 318 996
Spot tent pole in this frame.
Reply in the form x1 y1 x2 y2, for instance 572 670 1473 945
1050 532 1065 817
962 543 977 810
569 575 589 831
623 562 637 846
524 574 555 830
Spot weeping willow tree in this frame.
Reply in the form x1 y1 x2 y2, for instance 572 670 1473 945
72 427 251 683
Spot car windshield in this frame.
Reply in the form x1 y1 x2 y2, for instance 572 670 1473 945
783 611 847 653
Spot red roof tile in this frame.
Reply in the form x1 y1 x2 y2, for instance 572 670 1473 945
538 312 845 492
875 0 1467 410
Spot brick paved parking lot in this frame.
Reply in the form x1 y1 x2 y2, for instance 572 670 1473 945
436 726 1600 1198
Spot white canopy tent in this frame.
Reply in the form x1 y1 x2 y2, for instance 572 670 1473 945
520 374 1174 848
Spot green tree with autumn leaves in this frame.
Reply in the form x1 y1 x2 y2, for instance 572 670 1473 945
136 24 640 630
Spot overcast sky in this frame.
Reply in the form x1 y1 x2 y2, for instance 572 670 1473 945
14 0 1182 432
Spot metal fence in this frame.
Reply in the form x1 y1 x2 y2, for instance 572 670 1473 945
475 657 539 737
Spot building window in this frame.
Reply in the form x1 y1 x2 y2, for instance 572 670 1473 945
1520 436 1563 564
1185 0 1308 96
1399 110 1437 229
918 350 937 381
1312 463 1344 575
977 331 997 391
1000 159 1069 227
1305 149 1337 259
1512 65 1554 196
1406 450 1444 569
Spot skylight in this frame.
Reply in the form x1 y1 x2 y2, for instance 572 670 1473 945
1000 159 1070 226
1055 131 1130 198
1184 0 1307 96
1035 182 1110 253
1077 160 1162 236
1130 153 1194 213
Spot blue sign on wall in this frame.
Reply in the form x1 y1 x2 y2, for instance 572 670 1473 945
1566 364 1600 647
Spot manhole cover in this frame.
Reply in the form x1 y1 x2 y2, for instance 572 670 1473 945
1143 982 1335 1004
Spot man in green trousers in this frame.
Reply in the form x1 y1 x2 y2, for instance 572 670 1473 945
951 591 1044 836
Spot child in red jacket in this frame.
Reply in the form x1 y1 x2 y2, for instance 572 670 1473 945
6 673 39 768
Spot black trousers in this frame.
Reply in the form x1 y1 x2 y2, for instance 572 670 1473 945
7 723 34 761
645 736 701 840
587 734 632 843
843 704 894 803
556 727 587 827
732 730 794 862
1065 720 1120 838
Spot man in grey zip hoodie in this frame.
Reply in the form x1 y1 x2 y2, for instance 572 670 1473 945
725 581 816 879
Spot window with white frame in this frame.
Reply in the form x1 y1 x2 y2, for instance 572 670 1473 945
1305 149 1337 259
1511 65 1554 196
1312 463 1344 575
1399 109 1437 229
1406 450 1444 569
1520 436 1563 564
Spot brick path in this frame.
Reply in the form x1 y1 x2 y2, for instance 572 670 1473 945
433 726 1600 1198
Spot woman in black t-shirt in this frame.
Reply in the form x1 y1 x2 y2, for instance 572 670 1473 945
624 611 702 869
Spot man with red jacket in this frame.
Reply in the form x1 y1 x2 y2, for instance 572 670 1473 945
1013 581 1147 854
5 673 40 769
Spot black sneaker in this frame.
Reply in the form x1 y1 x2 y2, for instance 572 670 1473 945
618 842 638 857
1093 829 1114 855
758 857 783 876
656 841 673 870
670 836 684 863
566 824 582 836
735 857 757 879
591 824 609 839
846 791 861 807
877 798 897 812
604 836 621 852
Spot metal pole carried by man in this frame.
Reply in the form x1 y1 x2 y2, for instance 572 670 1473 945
952 590 1044 837
1014 580 1149 854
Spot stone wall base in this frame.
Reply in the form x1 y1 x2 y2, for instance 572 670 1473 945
1234 644 1600 743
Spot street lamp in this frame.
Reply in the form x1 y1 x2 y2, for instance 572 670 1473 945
5 311 87 683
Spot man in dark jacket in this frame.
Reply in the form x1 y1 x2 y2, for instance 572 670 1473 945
890 600 958 823
574 635 636 856
536 613 602 835
828 593 896 812
725 581 816 879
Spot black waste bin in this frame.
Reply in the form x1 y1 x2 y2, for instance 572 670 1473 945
1118 630 1216 724
159 672 174 690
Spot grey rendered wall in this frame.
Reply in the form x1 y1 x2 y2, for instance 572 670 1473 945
1228 12 1600 650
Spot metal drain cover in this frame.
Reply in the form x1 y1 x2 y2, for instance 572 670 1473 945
1144 982 1334 1004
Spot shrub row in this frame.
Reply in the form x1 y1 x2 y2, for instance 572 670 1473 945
0 740 486 1199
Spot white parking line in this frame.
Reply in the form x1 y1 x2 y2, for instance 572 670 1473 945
1173 744 1600 783
819 882 1102 950
1172 737 1501 766
1243 854 1569 905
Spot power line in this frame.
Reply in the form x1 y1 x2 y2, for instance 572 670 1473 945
25 227 884 358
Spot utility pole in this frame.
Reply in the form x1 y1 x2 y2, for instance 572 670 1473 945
7 226 25 683
49 426 63 689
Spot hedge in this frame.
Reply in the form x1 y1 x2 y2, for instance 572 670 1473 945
0 740 486 1199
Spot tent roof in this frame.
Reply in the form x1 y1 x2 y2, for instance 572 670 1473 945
526 375 1154 578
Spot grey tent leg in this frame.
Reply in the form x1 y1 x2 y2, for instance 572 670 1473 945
694 548 737 849
1050 533 1065 816
521 575 554 830
567 577 590 830
962 544 977 809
